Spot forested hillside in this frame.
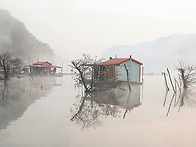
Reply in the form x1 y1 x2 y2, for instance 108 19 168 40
0 9 54 63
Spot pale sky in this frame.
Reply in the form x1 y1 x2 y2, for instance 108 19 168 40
1 0 196 60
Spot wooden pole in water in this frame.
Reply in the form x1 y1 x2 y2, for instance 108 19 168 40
163 72 169 91
167 68 176 93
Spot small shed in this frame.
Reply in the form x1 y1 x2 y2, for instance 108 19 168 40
95 56 143 83
26 61 62 76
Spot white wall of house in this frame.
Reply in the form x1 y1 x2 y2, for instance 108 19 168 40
116 60 141 82
116 60 130 81
130 60 140 82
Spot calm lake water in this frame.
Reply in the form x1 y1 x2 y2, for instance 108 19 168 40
0 74 196 147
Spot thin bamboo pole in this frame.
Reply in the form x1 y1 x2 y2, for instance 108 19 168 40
167 68 176 93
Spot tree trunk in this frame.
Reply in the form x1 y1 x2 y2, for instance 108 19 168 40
71 61 89 92
124 64 131 91
181 69 187 89
2 60 8 80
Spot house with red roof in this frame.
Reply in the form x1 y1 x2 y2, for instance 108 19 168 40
95 56 143 83
26 61 62 76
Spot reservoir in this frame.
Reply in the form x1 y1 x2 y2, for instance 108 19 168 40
0 75 196 147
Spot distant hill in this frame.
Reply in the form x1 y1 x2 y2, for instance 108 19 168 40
103 34 196 73
0 9 54 63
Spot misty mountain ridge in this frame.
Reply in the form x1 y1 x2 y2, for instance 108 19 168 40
0 9 54 63
103 34 196 73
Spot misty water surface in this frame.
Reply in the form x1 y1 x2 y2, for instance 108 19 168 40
0 75 196 147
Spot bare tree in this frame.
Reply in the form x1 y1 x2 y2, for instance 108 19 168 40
70 54 124 93
10 57 23 76
0 51 23 81
177 63 196 89
70 54 102 93
0 51 12 80
163 63 196 116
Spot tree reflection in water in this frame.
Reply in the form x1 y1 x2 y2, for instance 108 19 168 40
163 67 196 116
165 87 196 116
70 84 142 129
70 93 121 129
0 82 9 108
178 89 196 111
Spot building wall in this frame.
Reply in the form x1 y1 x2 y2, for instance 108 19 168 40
116 60 130 81
116 60 141 82
130 60 140 82
31 67 50 76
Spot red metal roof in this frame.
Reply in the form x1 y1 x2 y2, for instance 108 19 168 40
131 58 143 65
100 58 143 66
26 61 61 68
27 65 61 68
100 58 130 65
33 61 52 65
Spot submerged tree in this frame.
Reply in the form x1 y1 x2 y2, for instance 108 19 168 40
70 54 102 93
0 52 10 80
177 63 196 89
163 63 196 116
0 51 23 82
70 54 123 93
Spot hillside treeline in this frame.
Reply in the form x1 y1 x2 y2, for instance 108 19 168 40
0 9 54 63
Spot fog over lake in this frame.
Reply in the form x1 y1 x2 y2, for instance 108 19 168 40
0 75 196 147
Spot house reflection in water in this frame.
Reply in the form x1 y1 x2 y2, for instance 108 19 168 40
88 84 142 118
0 76 62 131
70 84 142 129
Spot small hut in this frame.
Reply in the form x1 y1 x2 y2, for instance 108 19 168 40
26 61 62 76
94 56 143 83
